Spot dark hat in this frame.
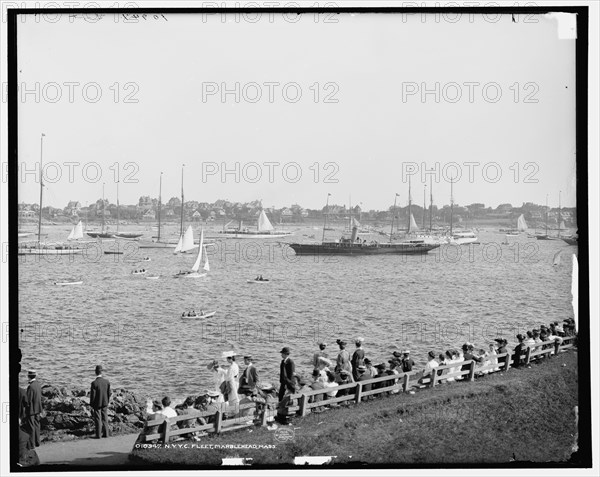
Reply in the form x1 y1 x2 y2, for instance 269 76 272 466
428 351 436 359
206 360 219 371
243 355 253 360
375 363 386 370
364 358 372 364
392 351 403 358
152 400 163 409
95 365 103 374
516 334 525 341
336 339 347 346
280 347 290 355
403 350 410 355
462 343 469 350
318 341 327 347
494 338 504 344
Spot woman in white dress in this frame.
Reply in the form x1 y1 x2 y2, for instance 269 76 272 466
488 343 499 372
444 350 456 382
452 349 464 380
223 351 240 411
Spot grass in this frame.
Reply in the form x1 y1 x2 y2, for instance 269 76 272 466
130 351 579 467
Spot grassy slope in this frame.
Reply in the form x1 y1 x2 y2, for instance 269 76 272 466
131 351 579 466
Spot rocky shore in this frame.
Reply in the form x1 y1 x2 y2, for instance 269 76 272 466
37 385 148 443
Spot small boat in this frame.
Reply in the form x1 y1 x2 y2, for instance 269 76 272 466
142 257 151 261
103 251 123 255
145 275 160 280
131 270 148 275
181 311 216 319
54 280 83 286
247 278 270 283
113 233 143 239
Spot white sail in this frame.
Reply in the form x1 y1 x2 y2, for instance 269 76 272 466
191 229 204 272
553 250 562 267
351 217 361 228
408 213 419 232
571 254 578 330
173 235 183 254
181 225 195 252
73 221 84 240
203 246 210 272
257 210 274 232
517 214 528 232
67 226 75 241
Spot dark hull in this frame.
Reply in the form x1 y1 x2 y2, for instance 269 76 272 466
562 237 578 245
113 233 143 239
86 232 114 239
289 242 440 255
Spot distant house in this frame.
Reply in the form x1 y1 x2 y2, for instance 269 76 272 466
165 208 175 218
65 201 81 217
142 209 155 220
192 210 202 221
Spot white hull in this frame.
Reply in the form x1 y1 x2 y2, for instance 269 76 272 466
138 242 178 249
447 237 479 245
18 248 83 255
54 281 83 286
181 311 216 319
247 279 270 284
175 272 207 278
145 276 160 280
221 233 291 239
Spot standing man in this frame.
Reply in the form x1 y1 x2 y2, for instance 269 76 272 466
90 365 111 439
25 370 42 448
239 355 259 396
278 347 295 402
312 342 328 373
401 350 415 373
351 338 365 381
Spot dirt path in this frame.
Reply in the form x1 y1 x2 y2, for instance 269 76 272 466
36 433 140 466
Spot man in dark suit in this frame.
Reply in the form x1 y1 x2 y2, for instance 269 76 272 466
278 347 295 401
512 335 527 369
90 365 111 438
25 370 42 448
239 355 259 396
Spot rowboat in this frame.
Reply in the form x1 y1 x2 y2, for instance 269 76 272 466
54 280 83 286
247 279 270 283
145 275 160 280
181 311 216 319
131 270 147 275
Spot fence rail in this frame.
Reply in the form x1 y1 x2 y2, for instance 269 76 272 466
140 336 576 444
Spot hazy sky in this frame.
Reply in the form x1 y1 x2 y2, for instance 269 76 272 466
16 11 577 210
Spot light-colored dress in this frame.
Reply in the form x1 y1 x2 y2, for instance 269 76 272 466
212 368 226 403
225 362 240 407
336 350 352 374
324 381 339 398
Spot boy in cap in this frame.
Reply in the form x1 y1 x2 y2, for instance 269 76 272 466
401 350 414 373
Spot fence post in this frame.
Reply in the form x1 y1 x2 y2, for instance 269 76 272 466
430 370 437 388
524 347 532 365
468 361 476 381
298 394 308 417
554 340 560 356
355 382 363 404
260 406 268 427
403 373 410 392
214 410 223 434
504 354 511 372
162 419 170 444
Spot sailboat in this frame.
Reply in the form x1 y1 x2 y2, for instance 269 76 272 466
173 225 198 254
66 221 94 243
139 172 179 249
174 229 210 278
113 181 143 239
18 134 83 255
219 209 291 239
445 178 478 245
86 183 114 239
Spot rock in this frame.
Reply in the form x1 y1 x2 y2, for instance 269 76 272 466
72 389 86 397
41 385 64 399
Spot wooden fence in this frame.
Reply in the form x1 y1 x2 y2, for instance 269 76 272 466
140 336 576 444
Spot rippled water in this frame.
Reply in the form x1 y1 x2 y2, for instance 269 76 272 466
18 224 576 400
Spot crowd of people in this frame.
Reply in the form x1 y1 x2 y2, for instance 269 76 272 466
17 318 576 454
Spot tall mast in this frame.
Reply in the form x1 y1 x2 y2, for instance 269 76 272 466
450 178 454 235
101 182 106 234
37 133 45 245
422 185 426 230
322 193 331 242
558 190 562 238
180 164 185 237
390 193 399 243
429 175 433 232
116 181 120 234
407 176 412 233
158 172 163 242
545 194 548 236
